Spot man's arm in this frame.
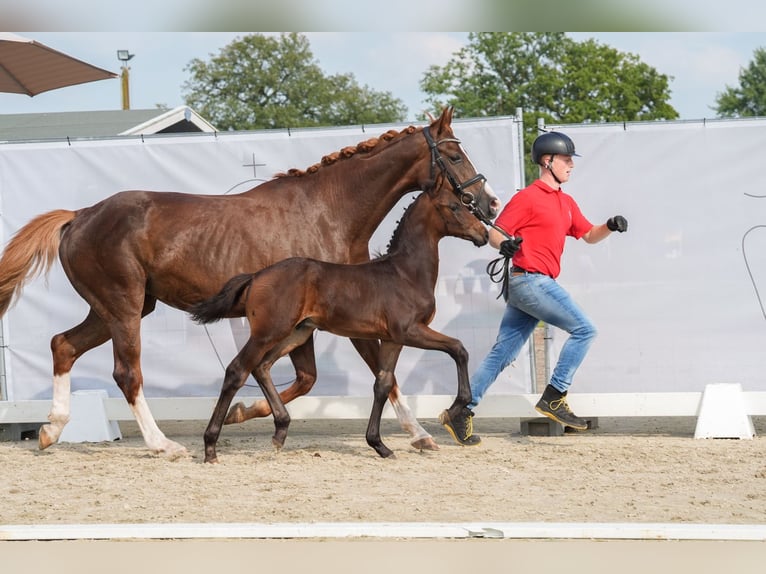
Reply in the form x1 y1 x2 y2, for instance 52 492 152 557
582 216 628 244
488 226 507 249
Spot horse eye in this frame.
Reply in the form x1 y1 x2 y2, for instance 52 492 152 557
448 154 463 165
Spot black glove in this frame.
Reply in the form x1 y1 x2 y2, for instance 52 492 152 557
606 215 628 233
499 236 523 258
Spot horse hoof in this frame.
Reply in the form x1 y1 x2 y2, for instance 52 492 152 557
204 456 219 464
271 437 284 451
160 441 189 461
38 424 56 450
163 450 188 462
411 436 439 451
224 402 246 424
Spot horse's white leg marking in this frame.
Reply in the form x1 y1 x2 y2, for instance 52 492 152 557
129 388 188 459
39 372 71 449
389 386 433 443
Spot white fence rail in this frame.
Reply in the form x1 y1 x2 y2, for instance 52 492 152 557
3 391 765 422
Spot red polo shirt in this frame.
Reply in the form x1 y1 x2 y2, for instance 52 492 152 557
495 179 593 278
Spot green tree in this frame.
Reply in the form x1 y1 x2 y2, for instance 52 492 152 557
420 33 678 181
714 47 766 118
182 33 406 130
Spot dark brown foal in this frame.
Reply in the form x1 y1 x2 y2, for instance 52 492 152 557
190 180 492 461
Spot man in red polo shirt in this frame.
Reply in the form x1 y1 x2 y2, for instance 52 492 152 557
440 131 628 446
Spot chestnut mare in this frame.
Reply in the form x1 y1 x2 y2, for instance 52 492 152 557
190 173 492 461
0 107 499 458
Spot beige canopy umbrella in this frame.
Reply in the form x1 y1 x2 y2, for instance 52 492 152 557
0 33 117 96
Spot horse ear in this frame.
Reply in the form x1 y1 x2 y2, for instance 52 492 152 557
433 106 453 134
426 111 436 122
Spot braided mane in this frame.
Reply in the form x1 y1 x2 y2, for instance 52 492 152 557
274 125 418 178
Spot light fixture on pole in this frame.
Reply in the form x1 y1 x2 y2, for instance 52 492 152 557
116 50 134 110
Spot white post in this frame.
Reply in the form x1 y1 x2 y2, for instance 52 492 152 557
58 390 122 443
694 383 755 439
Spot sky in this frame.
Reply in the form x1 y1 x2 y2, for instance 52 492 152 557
1 32 765 123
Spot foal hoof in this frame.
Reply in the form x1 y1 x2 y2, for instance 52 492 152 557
375 446 396 459
411 436 439 451
224 402 247 424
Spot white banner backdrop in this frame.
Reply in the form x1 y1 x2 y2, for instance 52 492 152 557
0 116 530 402
547 118 766 393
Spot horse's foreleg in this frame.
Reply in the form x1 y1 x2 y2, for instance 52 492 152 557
224 336 317 424
351 338 437 451
129 388 187 460
365 342 402 459
387 384 439 451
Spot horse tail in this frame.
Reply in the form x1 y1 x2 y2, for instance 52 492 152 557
189 273 254 324
0 209 76 318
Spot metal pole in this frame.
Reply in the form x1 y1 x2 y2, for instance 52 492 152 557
510 107 539 394
121 65 130 110
0 320 6 401
534 116 552 393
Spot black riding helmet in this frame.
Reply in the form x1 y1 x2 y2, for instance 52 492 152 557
531 132 580 165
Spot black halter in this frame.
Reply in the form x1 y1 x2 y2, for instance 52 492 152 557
422 127 492 225
423 127 519 301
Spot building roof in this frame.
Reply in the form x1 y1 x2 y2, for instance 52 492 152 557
0 105 217 142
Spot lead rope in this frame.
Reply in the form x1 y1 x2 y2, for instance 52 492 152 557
487 254 511 301
484 220 516 301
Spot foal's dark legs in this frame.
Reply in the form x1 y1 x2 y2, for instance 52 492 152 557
223 336 438 452
224 336 317 424
351 338 438 451
365 342 403 458
204 352 252 463
205 339 293 463
363 326 472 459
410 328 473 425
388 324 474 456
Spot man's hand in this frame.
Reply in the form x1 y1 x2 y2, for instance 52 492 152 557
606 215 628 233
499 236 523 258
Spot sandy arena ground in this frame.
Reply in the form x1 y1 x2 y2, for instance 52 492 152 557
1 415 765 526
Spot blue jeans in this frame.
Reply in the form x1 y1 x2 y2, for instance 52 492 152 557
469 272 597 409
